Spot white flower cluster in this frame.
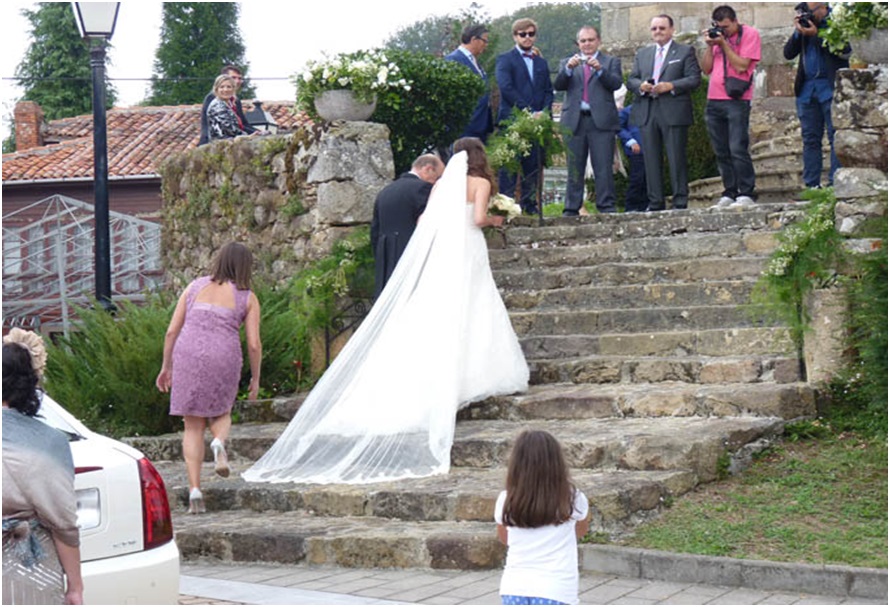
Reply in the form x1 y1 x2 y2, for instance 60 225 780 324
489 193 522 220
296 50 411 98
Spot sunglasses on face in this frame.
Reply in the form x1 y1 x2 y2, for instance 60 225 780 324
515 31 536 38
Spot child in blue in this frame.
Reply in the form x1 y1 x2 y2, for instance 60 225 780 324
495 430 590 605
618 104 648 212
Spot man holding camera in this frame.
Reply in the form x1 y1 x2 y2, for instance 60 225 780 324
627 14 701 211
554 26 623 216
784 2 850 189
700 5 761 208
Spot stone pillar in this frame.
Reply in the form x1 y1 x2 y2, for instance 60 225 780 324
803 287 848 384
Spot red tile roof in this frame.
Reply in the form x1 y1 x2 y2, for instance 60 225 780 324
2 102 309 183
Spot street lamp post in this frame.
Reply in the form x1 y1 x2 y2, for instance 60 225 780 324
72 2 120 310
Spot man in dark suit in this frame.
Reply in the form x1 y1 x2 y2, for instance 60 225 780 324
445 25 493 142
495 18 554 215
371 154 445 297
618 104 648 212
554 26 623 216
627 14 701 210
198 65 256 146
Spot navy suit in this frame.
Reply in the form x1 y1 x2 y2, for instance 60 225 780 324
370 173 432 298
627 41 701 209
554 52 623 213
495 48 554 213
444 48 493 141
618 105 648 212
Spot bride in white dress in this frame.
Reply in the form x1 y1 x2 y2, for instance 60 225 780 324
243 138 529 485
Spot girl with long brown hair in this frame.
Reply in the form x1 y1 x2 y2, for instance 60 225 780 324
495 430 590 605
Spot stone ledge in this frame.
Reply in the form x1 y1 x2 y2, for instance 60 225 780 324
579 544 888 600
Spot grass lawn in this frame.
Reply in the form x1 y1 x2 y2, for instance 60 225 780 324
611 420 888 569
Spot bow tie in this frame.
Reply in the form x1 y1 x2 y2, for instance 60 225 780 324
522 52 534 59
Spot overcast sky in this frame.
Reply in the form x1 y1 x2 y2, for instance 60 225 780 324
1 0 530 142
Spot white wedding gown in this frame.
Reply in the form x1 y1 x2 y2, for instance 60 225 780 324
242 152 529 484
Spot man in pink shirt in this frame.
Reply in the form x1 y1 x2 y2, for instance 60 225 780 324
700 5 761 208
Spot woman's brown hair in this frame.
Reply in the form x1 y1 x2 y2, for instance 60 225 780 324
453 136 497 193
210 242 253 290
501 429 576 528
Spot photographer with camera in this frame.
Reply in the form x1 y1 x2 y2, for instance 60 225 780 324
700 5 761 209
783 2 850 189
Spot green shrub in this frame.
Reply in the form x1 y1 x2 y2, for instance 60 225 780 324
371 50 485 173
44 296 177 438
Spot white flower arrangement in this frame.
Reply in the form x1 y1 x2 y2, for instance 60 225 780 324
489 193 522 220
295 50 411 118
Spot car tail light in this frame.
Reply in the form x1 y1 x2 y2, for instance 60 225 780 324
137 457 174 549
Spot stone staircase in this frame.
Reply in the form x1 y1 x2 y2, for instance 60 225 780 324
688 135 833 207
129 203 817 570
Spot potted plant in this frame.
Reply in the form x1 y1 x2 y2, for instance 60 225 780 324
820 2 888 65
295 50 411 122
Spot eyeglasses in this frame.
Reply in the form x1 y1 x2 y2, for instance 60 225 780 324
515 30 536 38
477 37 490 44
578 38 598 43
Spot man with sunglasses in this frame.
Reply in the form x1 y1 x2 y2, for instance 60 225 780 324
495 18 554 215
554 26 623 216
445 25 494 142
627 14 701 211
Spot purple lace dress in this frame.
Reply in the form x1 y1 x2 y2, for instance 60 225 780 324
169 276 250 418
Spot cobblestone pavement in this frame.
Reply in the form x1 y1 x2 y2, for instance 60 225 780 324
177 562 884 605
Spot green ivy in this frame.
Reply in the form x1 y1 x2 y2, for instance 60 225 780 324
369 50 485 173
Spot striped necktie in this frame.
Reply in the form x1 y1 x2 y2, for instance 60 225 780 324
653 46 665 84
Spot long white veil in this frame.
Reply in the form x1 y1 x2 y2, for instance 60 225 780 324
243 152 472 484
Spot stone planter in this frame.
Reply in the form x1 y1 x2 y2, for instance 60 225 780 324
850 28 888 66
314 90 377 122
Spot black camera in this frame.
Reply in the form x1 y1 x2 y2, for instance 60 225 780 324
795 2 815 28
708 22 726 39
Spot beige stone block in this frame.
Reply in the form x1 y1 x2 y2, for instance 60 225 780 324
699 359 760 384
803 288 848 384
753 5 795 30
742 231 778 254
623 390 697 417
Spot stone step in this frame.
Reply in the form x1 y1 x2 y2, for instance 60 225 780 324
173 509 505 569
688 170 807 207
463 382 814 421
129 415 786 483
501 204 797 248
509 305 780 337
158 462 694 531
519 327 794 359
527 354 801 386
502 280 757 311
493 256 770 290
489 232 780 271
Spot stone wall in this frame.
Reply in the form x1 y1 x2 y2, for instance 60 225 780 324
158 122 393 288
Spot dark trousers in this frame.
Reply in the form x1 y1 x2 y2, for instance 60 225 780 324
499 146 541 213
639 112 690 210
705 99 756 199
564 115 616 213
797 94 840 187
624 152 648 212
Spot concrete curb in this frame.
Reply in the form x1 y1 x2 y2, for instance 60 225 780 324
579 545 888 601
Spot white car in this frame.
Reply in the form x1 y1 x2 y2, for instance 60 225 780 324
38 395 180 605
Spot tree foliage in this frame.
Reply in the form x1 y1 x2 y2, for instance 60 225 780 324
370 50 485 173
146 2 254 106
13 2 117 124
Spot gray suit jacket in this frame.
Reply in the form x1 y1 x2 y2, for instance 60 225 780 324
627 41 701 127
554 52 623 133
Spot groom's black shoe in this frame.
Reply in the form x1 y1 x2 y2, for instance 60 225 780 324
562 210 580 217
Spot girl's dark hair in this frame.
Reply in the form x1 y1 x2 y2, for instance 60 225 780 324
502 429 575 528
2 343 42 417
210 242 253 290
453 137 497 193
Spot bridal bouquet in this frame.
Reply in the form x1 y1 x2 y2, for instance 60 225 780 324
489 193 522 220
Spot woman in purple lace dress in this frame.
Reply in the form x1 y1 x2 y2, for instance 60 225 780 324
156 243 262 514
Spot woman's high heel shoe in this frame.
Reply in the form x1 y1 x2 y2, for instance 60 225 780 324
188 487 206 514
210 437 230 478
